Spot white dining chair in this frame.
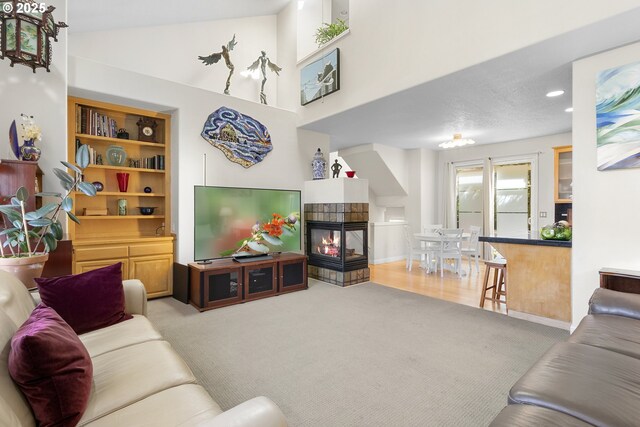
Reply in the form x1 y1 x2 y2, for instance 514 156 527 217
403 225 432 272
461 226 481 274
422 224 443 272
436 228 463 277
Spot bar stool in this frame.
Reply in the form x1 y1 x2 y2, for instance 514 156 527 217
480 259 507 308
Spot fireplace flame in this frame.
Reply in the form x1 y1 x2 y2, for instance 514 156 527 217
317 234 340 257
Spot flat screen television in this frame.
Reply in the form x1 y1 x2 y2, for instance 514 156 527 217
194 186 302 261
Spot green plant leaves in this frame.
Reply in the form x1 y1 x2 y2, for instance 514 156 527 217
76 144 90 169
51 221 63 240
35 192 62 198
35 203 57 218
43 233 57 252
28 218 53 227
16 187 29 202
61 197 73 212
67 211 80 224
61 161 82 174
77 182 97 197
0 227 19 236
53 168 74 185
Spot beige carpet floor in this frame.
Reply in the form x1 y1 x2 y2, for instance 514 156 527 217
148 279 568 426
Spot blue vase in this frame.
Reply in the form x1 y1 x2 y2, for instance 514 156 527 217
20 139 41 162
106 145 127 166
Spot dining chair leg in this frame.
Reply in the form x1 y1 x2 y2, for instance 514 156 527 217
475 255 480 274
491 268 499 300
480 265 491 308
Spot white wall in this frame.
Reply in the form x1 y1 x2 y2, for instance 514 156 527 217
68 16 279 106
277 1 299 111
68 56 329 264
572 42 640 329
295 0 640 126
0 0 67 211
436 133 571 229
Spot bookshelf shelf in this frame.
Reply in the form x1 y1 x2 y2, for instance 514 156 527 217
76 215 165 220
75 133 166 149
85 164 165 174
74 191 165 197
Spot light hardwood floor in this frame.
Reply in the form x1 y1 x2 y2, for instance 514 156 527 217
370 260 507 314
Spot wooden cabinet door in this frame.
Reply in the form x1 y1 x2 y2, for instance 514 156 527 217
243 261 277 301
279 258 308 293
129 254 173 298
75 259 129 279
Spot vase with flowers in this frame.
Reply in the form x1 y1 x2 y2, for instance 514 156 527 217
9 114 43 161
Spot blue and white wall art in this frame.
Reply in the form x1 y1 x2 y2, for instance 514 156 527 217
596 61 640 171
201 106 273 168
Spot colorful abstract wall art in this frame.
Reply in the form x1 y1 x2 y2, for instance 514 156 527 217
201 106 273 168
300 48 340 106
596 60 640 171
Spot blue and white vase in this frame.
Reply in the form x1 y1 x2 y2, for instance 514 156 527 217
311 148 327 180
20 139 41 162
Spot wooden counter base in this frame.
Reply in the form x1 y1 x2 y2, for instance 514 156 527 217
490 242 571 324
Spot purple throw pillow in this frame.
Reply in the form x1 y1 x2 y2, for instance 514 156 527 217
9 304 93 427
35 263 132 335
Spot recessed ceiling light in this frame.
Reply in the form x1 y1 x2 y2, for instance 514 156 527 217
340 10 348 16
546 90 565 97
298 1 304 10
565 107 573 113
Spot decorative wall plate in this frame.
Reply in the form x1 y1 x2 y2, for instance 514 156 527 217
201 106 272 168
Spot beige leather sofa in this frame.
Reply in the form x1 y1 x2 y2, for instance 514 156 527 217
0 270 288 426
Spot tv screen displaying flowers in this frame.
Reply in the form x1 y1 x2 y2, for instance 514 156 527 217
194 186 301 261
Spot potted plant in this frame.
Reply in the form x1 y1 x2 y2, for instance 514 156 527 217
315 18 349 47
0 145 95 288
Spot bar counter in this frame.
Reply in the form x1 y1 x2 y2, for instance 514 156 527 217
480 235 572 329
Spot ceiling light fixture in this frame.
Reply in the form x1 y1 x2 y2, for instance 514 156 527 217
565 107 573 113
298 1 304 10
439 133 476 149
546 90 565 97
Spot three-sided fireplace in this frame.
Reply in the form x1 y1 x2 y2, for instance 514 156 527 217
307 221 368 272
303 201 370 286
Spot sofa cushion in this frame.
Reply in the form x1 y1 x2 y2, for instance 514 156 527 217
490 405 593 427
83 384 222 427
0 270 36 328
78 340 197 425
35 263 132 335
509 342 640 426
79 314 162 358
569 314 640 359
9 305 93 427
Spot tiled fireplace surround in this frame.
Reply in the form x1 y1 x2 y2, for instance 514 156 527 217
304 202 370 287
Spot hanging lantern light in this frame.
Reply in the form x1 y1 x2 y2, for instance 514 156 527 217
0 0 68 73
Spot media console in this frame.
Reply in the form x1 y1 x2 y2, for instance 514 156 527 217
188 253 307 311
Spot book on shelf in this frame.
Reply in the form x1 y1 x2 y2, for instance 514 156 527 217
76 105 120 138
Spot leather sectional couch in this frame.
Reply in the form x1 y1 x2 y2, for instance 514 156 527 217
491 288 640 426
0 270 288 426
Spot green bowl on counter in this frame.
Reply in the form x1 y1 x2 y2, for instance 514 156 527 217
540 221 572 241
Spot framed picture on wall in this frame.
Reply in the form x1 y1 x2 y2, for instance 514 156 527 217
300 48 340 106
596 60 640 171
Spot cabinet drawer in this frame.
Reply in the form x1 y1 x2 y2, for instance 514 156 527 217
129 242 173 257
75 259 129 279
75 245 128 262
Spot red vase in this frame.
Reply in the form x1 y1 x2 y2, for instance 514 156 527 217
116 172 130 192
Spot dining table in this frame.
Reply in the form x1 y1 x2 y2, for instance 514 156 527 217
413 232 471 275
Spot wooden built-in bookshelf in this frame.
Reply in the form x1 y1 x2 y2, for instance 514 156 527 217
67 97 174 298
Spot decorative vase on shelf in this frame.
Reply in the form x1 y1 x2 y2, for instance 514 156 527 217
116 172 130 192
20 139 41 162
311 148 327 180
106 145 127 166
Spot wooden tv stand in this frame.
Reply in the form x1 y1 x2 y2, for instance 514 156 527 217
188 253 307 312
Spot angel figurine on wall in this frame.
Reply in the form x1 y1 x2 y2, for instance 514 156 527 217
198 34 238 95
247 51 282 104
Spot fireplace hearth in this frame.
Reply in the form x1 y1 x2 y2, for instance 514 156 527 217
304 202 370 286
